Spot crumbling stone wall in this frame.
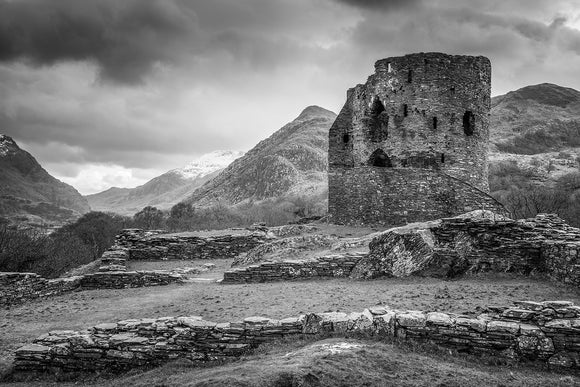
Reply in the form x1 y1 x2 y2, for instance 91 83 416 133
0 271 184 305
0 273 81 305
14 300 580 373
116 229 269 260
328 52 503 226
353 214 580 279
223 252 366 283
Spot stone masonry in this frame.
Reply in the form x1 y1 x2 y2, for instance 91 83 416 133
353 213 580 280
222 213 580 284
116 228 269 260
14 300 580 373
328 52 505 227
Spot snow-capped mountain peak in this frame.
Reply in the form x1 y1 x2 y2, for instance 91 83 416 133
0 134 18 157
171 150 245 180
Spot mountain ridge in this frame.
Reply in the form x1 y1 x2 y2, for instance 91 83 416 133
182 105 336 207
0 134 90 226
86 150 244 215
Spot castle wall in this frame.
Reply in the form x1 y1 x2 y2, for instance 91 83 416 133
328 52 497 226
329 166 505 227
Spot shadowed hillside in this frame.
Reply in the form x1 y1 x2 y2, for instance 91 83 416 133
0 135 90 227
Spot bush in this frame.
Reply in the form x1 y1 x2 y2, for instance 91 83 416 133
0 212 133 278
491 171 580 227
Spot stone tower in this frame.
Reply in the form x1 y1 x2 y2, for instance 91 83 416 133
328 52 505 227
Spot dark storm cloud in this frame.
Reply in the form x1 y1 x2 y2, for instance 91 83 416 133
0 0 198 84
334 0 421 11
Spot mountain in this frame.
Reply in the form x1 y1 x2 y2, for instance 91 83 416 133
86 150 244 215
0 134 90 227
491 83 580 154
182 106 336 207
489 83 580 185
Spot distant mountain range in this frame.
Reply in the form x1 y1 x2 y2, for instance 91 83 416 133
182 106 336 207
86 150 244 215
0 134 90 227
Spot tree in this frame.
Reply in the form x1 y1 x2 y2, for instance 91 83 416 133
134 206 165 230
167 202 196 231
55 211 132 260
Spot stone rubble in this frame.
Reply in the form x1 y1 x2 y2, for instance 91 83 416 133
14 300 580 373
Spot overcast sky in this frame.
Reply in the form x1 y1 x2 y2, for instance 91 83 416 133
1 0 579 194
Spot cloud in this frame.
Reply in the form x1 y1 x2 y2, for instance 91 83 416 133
334 0 421 11
0 0 199 84
2 0 580 195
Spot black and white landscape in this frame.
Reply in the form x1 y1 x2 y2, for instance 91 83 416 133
1 1 580 386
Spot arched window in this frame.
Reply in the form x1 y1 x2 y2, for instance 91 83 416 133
368 149 393 168
370 97 385 116
463 111 475 136
343 134 350 144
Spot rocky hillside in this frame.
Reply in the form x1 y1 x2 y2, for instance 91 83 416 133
489 83 580 185
86 151 244 215
183 106 336 207
0 134 90 227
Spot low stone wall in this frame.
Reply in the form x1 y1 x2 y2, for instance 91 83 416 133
0 270 184 305
14 300 580 373
79 271 184 289
0 273 81 305
115 229 269 261
352 213 580 279
223 252 366 283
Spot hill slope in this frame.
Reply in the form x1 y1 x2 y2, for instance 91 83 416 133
86 151 244 215
489 83 580 184
183 106 336 206
0 135 90 227
491 83 580 154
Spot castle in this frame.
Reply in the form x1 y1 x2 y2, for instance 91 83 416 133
328 52 505 226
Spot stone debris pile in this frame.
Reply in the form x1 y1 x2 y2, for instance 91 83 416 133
14 300 580 373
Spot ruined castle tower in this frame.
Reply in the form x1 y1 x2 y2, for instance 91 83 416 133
328 52 505 226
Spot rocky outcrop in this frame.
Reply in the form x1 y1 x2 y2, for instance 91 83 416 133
223 252 366 283
351 213 580 279
14 300 580 373
232 234 339 267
